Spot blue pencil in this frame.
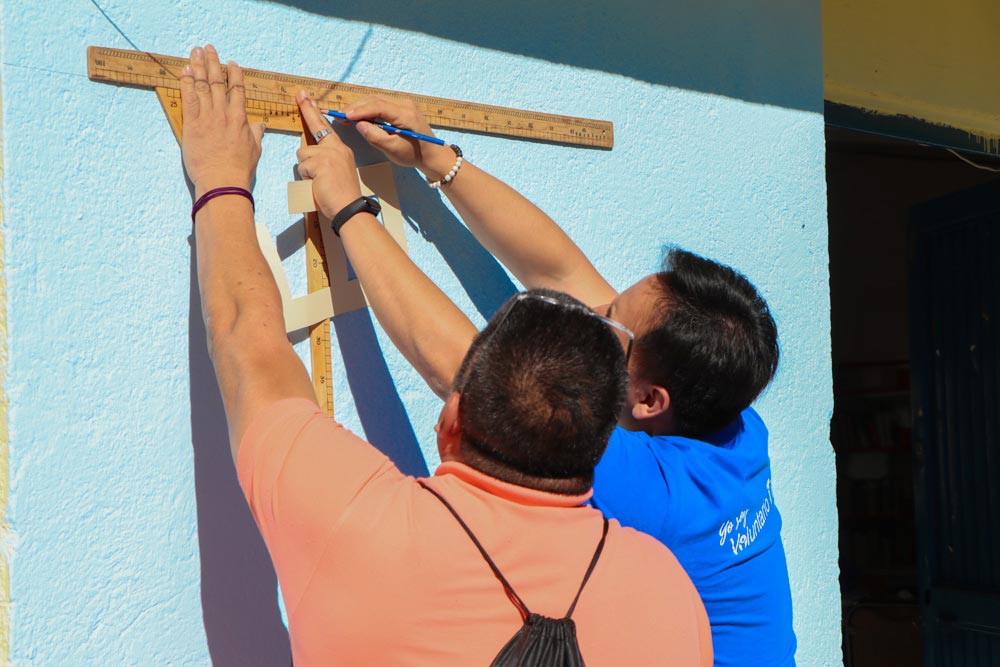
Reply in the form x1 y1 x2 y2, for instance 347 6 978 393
323 109 446 146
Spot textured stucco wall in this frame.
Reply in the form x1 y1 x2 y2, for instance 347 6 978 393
0 9 10 662
1 1 837 664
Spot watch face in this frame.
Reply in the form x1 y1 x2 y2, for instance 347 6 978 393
365 197 382 215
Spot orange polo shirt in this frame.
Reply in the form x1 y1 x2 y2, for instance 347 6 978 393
238 398 712 666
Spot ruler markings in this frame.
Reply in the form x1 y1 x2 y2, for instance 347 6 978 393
95 73 607 136
106 65 604 147
89 46 613 147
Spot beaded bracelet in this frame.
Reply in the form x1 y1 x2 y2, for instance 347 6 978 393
191 186 255 223
427 145 464 190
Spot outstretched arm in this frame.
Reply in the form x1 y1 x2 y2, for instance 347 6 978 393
180 45 316 459
343 98 619 309
295 93 477 399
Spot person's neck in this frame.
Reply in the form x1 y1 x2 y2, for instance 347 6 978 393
618 410 676 437
454 444 592 496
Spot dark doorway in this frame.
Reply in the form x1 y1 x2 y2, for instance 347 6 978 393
826 127 1000 666
910 182 1000 664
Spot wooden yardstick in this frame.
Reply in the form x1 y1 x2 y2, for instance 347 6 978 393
86 46 614 147
88 46 614 417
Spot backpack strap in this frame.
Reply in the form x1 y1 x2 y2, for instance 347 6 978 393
418 481 532 621
418 480 611 622
564 517 609 619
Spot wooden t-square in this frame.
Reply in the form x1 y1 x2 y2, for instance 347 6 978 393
87 46 615 417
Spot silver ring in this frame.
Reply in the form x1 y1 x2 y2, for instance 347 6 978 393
313 128 332 143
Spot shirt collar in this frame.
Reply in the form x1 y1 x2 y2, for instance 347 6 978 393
434 461 593 507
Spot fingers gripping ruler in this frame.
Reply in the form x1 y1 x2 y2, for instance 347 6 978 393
87 46 615 417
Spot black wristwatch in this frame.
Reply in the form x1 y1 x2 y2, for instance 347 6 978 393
330 196 381 236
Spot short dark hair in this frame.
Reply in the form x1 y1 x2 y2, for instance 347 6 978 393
635 248 779 437
454 289 628 493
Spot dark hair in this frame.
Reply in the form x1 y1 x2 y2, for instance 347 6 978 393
454 289 628 493
635 248 779 437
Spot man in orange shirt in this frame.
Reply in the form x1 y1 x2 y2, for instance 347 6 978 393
180 45 711 665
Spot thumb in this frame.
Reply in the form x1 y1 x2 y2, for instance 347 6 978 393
355 120 394 149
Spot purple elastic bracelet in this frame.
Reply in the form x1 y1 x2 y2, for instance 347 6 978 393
191 186 255 223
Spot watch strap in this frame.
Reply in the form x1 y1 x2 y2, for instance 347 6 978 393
330 196 381 236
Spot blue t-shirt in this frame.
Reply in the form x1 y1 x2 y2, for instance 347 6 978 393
592 408 796 667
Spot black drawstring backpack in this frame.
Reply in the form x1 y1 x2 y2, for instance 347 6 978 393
419 481 609 667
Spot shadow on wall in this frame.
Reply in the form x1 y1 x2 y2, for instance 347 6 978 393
333 307 429 477
262 0 822 113
391 165 518 321
188 242 292 666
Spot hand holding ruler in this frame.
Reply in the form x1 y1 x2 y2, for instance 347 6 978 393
87 46 614 416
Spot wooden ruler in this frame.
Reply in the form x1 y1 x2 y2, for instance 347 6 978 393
86 46 614 148
305 210 335 418
88 45 613 417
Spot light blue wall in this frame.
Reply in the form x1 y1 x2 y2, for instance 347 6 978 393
2 1 838 664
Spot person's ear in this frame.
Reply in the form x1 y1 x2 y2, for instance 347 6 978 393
631 382 671 421
436 392 463 461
